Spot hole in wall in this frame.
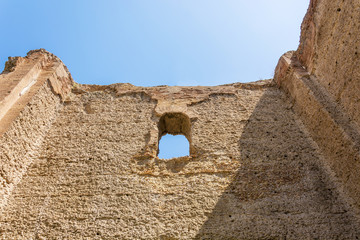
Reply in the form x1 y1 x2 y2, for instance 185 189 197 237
157 112 192 158
158 134 190 159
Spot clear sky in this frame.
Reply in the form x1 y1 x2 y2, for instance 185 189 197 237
0 0 309 158
0 0 308 87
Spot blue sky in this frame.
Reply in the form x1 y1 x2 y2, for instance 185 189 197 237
158 135 189 159
0 0 308 87
1 1 309 158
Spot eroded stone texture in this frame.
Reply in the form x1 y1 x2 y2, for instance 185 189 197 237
0 49 72 211
275 0 360 213
1 81 360 239
1 0 360 238
296 0 360 127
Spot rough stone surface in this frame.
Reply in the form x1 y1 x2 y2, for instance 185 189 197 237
1 81 360 239
296 0 360 127
0 49 73 212
275 0 360 214
0 0 360 238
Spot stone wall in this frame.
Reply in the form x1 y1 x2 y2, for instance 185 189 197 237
1 80 360 239
296 0 360 127
275 0 360 212
0 50 73 210
1 0 360 238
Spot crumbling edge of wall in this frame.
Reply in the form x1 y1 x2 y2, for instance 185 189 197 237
0 49 73 210
274 51 360 212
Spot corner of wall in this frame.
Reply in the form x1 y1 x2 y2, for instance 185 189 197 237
274 0 360 212
0 49 74 210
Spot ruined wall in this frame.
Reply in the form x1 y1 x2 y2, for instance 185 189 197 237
0 50 73 210
296 0 360 126
1 79 360 239
0 0 360 238
275 0 360 211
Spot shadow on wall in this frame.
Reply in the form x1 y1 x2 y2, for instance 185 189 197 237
194 88 358 239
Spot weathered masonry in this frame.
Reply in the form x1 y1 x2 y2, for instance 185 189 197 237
0 0 359 239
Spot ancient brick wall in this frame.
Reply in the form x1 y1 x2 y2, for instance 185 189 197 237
0 0 360 238
275 0 360 216
296 0 360 127
0 50 72 211
1 77 360 238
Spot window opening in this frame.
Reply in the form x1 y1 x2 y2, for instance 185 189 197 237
157 112 192 158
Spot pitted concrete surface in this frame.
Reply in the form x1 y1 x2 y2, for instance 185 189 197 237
0 82 359 239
